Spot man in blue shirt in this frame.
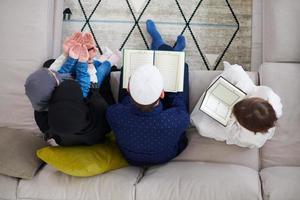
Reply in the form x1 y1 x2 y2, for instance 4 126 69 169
106 19 190 166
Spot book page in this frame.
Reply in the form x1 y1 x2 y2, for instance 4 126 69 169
200 77 246 126
154 51 185 92
122 49 154 88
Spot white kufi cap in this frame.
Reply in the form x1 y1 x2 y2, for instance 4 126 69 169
129 65 163 105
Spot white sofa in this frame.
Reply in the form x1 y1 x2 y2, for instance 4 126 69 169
1 63 299 200
0 0 300 200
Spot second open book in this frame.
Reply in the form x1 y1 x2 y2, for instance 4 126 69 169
199 76 247 126
122 49 185 92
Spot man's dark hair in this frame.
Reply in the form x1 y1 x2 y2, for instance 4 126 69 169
233 97 278 133
131 97 159 112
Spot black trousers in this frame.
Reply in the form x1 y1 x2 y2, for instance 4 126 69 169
34 74 115 146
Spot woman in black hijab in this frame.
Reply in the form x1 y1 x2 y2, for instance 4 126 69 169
34 66 116 146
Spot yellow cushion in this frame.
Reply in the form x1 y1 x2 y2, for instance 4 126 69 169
37 133 128 177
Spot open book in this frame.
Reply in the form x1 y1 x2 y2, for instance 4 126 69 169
122 49 185 92
199 76 247 126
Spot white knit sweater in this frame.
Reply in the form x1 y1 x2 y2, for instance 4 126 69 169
191 62 283 148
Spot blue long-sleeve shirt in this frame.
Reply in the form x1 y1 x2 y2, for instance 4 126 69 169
58 56 77 75
58 57 111 97
106 91 190 166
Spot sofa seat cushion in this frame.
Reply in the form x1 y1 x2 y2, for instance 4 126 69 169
173 128 259 170
136 162 262 200
0 174 18 200
17 165 142 200
260 167 300 200
260 63 300 168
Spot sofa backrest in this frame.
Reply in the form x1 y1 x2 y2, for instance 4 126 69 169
0 0 54 131
261 0 300 168
263 0 300 62
260 63 300 168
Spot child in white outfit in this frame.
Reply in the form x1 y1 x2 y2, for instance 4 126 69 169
191 61 283 148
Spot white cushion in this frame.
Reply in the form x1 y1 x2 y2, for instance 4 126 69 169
18 165 142 200
0 174 18 200
260 167 300 200
136 162 262 200
263 0 300 62
0 0 54 131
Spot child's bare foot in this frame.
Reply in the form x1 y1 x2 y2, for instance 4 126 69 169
69 44 81 59
79 45 89 62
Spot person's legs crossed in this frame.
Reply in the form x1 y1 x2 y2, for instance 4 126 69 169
146 19 165 50
147 20 188 111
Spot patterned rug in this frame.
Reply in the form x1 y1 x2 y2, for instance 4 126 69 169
63 0 252 70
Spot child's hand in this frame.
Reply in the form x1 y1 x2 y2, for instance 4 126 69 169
63 39 78 55
107 51 121 66
86 44 98 60
79 45 89 62
102 46 114 58
73 32 83 44
72 32 83 43
82 32 95 46
63 32 82 55
98 54 109 63
69 44 81 59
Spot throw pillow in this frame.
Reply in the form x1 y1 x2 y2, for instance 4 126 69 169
0 127 47 179
37 133 128 177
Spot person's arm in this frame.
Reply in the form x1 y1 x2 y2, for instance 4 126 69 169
75 61 90 98
162 63 189 111
95 61 116 105
118 67 130 103
163 92 187 111
95 61 111 87
226 125 267 149
49 54 66 71
87 88 111 138
34 111 49 134
220 62 256 94
58 56 77 75
93 59 102 66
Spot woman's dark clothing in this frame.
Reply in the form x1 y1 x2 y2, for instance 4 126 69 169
34 74 115 146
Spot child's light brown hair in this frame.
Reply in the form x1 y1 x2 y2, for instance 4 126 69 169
233 97 277 133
